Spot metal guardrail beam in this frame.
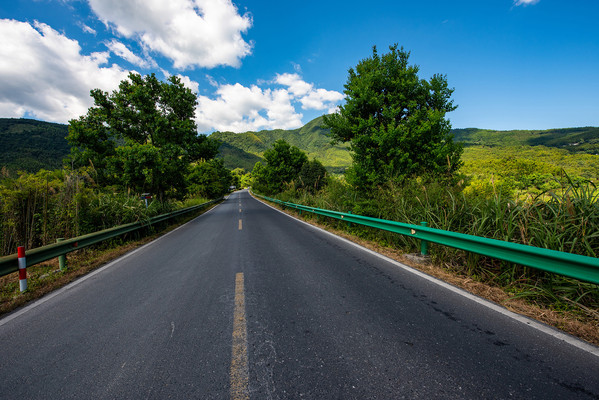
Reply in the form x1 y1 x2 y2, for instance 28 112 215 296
0 198 221 278
254 193 599 285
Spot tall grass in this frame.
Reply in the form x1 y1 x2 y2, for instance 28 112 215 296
0 169 209 257
276 175 599 314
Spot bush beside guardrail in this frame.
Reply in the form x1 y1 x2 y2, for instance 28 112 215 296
0 198 221 279
254 193 599 285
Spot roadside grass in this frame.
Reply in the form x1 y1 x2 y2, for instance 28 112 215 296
0 203 219 316
255 194 599 347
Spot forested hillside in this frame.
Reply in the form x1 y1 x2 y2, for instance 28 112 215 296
2 117 599 177
210 116 351 173
213 120 599 176
0 118 70 173
453 127 599 154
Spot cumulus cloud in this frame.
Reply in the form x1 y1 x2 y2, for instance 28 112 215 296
0 19 130 123
0 18 342 134
514 0 540 6
275 73 313 97
275 73 344 112
78 22 97 35
106 39 156 69
196 83 302 133
196 73 343 133
87 0 253 69
299 89 344 114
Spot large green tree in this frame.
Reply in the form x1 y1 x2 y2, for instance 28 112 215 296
186 159 232 199
298 159 327 193
68 72 219 199
323 44 462 190
252 139 308 194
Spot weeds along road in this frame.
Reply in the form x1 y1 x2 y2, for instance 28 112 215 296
0 189 598 399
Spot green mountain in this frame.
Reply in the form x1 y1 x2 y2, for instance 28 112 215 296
0 118 70 173
212 119 599 173
1 116 599 176
210 116 352 173
452 127 599 154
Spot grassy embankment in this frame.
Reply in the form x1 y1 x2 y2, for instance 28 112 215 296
0 168 217 314
266 173 599 345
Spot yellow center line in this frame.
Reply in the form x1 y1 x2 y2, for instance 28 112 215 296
238 219 243 230
230 273 249 400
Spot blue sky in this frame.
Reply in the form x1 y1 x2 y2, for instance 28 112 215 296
0 0 597 133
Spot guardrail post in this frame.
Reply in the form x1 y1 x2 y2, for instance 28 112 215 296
420 221 429 256
18 246 27 292
347 211 352 228
57 238 67 271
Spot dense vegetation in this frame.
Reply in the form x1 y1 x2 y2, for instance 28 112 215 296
2 118 599 185
323 44 462 189
0 168 207 256
0 119 69 173
68 73 222 200
0 73 233 257
252 140 327 195
454 126 599 154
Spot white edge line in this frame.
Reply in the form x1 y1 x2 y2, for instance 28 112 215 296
0 200 225 328
252 194 599 358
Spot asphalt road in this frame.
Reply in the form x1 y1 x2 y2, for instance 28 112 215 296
0 189 598 399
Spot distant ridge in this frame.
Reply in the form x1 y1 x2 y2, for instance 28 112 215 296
209 116 352 172
453 127 599 154
0 118 69 173
1 116 598 174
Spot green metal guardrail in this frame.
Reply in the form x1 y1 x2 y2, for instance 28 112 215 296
254 193 599 285
0 198 221 278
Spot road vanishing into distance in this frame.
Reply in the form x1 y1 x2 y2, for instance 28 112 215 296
0 190 598 399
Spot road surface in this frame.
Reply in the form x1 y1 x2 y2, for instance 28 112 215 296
0 190 597 399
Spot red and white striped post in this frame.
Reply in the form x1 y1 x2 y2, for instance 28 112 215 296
18 246 27 292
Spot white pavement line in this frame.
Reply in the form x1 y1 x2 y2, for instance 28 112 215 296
253 195 599 358
0 201 224 328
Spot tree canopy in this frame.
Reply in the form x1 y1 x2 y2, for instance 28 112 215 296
67 73 220 199
323 44 462 190
252 139 311 194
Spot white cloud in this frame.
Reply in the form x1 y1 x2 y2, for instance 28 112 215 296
205 75 219 88
196 83 302 133
106 39 155 68
0 19 130 123
0 19 343 135
176 75 200 94
275 73 344 111
299 88 345 113
514 0 540 6
195 73 344 133
275 73 313 96
87 0 253 69
78 22 97 35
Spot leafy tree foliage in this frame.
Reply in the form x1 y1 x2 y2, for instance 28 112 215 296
323 44 462 190
186 159 232 199
252 139 308 194
229 167 253 189
67 73 219 198
298 159 327 193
